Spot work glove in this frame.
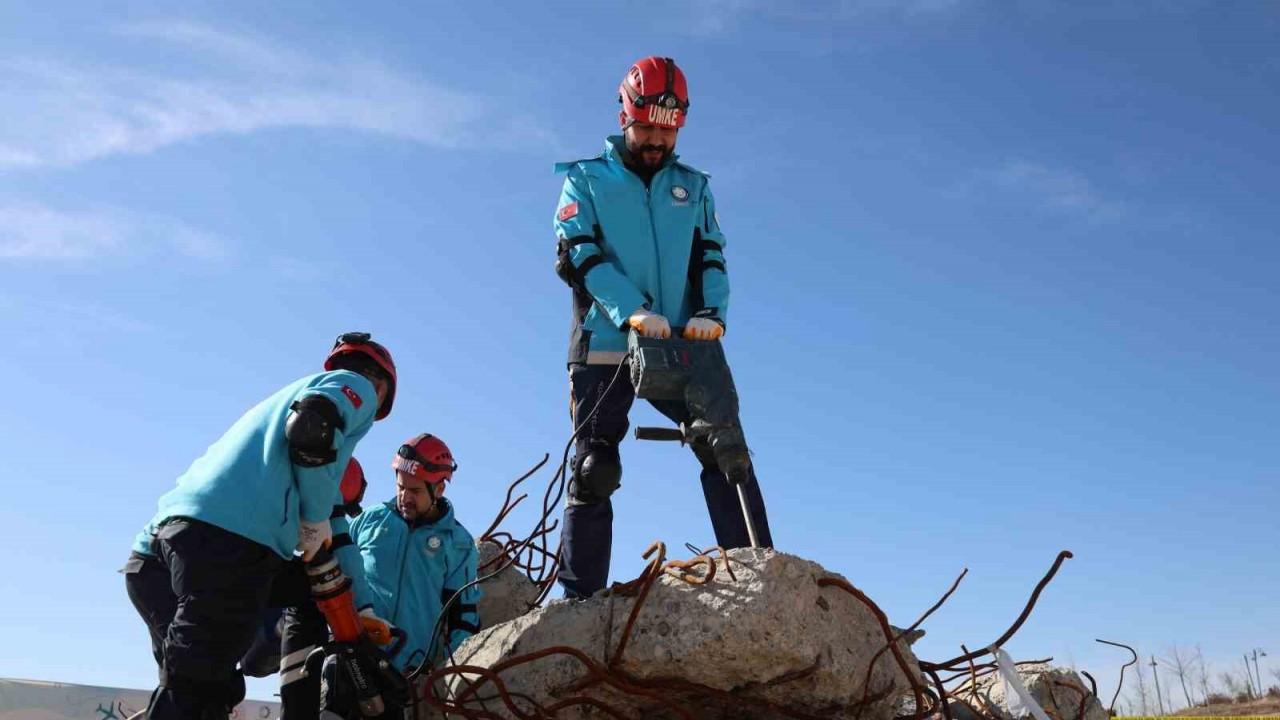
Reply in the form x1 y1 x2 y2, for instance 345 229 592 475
682 317 724 341
359 608 396 646
296 519 332 562
627 309 671 339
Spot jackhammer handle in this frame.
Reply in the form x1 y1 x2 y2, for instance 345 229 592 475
634 426 685 442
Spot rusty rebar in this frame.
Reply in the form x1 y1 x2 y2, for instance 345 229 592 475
922 550 1074 672
1081 671 1098 701
478 454 548 540
1051 678 1092 720
1095 638 1137 715
609 541 668 668
858 567 970 719
816 576 929 720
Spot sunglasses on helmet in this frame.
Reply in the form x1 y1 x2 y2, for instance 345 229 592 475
396 443 458 475
630 91 688 111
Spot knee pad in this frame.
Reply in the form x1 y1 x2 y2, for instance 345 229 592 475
571 442 622 503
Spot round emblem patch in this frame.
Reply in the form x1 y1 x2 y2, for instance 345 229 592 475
671 186 689 201
427 536 442 551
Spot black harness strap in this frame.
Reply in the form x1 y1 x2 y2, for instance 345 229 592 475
575 254 606 279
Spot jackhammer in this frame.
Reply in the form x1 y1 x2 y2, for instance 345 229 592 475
627 330 763 548
305 545 408 718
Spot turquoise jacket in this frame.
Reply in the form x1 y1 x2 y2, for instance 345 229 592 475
555 136 729 364
349 499 480 671
132 370 379 561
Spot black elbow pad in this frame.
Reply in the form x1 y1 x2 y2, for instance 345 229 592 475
285 395 345 467
556 228 604 289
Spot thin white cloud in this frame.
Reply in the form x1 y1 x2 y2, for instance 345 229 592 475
0 292 156 352
0 22 544 169
985 160 1126 220
116 20 314 75
0 203 125 259
0 201 226 260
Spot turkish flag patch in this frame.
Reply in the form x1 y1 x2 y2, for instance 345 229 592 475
341 385 363 408
558 201 579 222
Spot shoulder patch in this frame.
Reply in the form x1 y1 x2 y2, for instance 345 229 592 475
341 385 363 409
558 201 579 221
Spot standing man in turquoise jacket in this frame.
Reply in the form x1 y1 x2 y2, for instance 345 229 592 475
553 56 774 599
343 434 480 694
124 332 396 720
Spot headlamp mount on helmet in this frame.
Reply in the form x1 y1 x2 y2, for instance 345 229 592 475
620 56 689 129
625 58 689 111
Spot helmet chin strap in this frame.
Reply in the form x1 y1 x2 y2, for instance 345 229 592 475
424 481 442 516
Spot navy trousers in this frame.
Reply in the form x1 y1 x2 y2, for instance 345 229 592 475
558 362 773 599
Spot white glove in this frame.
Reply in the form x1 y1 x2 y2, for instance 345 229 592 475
296 519 332 561
627 309 671 339
359 607 395 646
682 317 724 341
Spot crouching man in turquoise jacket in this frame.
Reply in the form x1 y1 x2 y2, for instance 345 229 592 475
327 433 480 715
124 332 396 720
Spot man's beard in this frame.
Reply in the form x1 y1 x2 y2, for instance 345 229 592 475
627 142 671 171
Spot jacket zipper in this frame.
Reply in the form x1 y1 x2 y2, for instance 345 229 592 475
392 521 410 623
645 172 665 312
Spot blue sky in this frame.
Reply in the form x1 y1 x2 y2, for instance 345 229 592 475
1 0 1276 709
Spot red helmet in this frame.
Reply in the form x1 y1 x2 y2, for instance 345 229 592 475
324 332 396 420
619 56 689 129
340 457 367 507
392 433 457 485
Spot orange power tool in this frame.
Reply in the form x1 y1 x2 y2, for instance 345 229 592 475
305 545 394 717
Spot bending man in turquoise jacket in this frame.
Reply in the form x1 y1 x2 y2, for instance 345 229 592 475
124 332 396 720
553 56 774 599
332 433 479 714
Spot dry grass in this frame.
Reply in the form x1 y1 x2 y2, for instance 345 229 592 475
1168 695 1280 717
